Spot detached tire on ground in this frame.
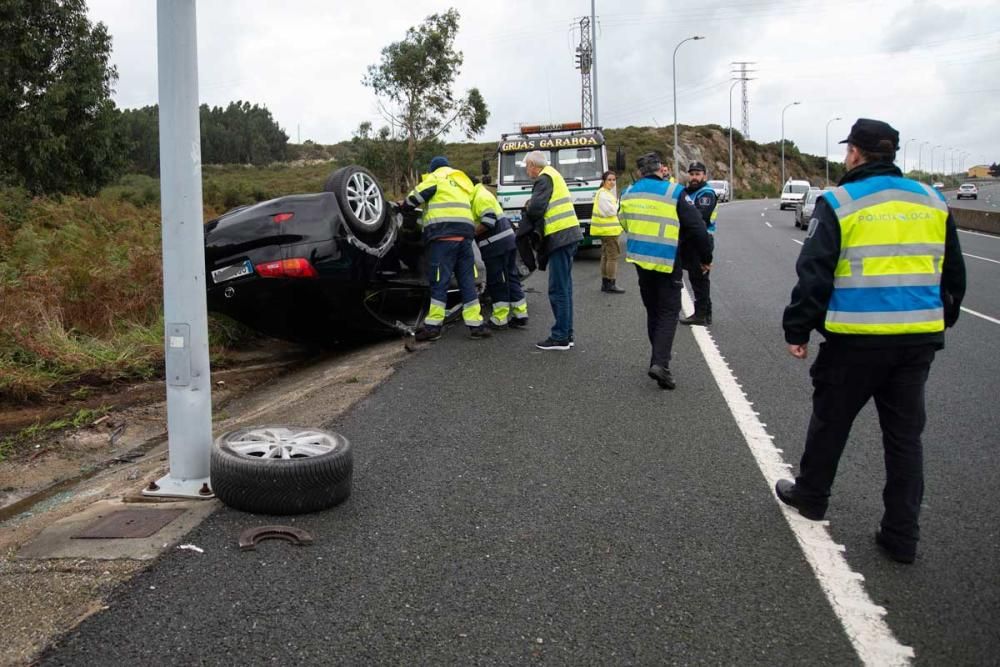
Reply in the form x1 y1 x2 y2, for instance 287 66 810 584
211 426 353 515
323 165 389 243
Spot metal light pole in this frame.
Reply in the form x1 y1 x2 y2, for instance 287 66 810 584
591 0 598 125
930 145 941 181
728 79 740 200
672 35 705 176
780 101 800 187
145 0 214 499
825 116 842 186
918 141 930 174
903 138 917 175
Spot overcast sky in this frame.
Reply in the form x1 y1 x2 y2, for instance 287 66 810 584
87 0 999 171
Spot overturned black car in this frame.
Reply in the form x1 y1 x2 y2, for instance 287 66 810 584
203 165 485 343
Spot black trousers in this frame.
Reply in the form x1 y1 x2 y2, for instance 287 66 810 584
635 266 683 368
795 343 936 550
682 244 712 314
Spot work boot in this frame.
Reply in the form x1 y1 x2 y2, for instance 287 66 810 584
414 326 442 342
679 311 710 326
487 320 508 331
774 480 827 521
607 279 626 294
647 364 676 390
469 325 492 339
601 278 611 292
508 317 529 329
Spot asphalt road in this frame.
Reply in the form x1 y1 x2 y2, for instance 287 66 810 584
41 203 999 666
944 180 1000 212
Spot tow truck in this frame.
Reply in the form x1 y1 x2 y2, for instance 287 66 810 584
484 122 621 248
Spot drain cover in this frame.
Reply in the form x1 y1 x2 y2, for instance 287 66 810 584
71 509 186 539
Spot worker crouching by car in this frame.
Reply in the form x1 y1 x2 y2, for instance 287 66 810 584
402 156 490 341
471 178 527 330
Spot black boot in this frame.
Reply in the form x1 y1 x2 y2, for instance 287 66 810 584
607 279 625 294
601 278 611 292
679 311 709 326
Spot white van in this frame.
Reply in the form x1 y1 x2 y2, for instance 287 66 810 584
779 179 811 210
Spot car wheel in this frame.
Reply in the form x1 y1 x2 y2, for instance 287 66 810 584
324 165 389 242
211 426 353 515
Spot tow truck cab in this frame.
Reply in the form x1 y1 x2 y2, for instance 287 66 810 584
490 123 610 248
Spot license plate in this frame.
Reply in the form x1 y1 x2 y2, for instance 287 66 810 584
212 260 253 284
508 212 522 223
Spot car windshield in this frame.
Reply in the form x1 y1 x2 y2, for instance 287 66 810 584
708 180 726 189
499 146 604 184
784 183 810 194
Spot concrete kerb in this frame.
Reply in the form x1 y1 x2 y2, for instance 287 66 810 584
0 339 412 665
952 207 999 235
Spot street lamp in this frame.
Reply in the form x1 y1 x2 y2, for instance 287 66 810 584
780 101 801 187
930 145 941 181
672 35 705 176
728 79 741 200
825 116 842 186
917 141 930 174
903 138 918 175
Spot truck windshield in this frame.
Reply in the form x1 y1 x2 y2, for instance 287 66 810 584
784 183 810 194
499 147 604 185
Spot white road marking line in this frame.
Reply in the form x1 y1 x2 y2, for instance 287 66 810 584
963 252 1000 265
792 239 804 245
681 288 914 666
961 306 1000 325
958 229 1000 240
765 222 773 228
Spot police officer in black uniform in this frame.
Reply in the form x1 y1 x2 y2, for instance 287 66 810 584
775 119 966 564
679 161 717 326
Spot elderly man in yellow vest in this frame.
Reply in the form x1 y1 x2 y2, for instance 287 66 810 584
516 150 584 350
403 156 491 341
777 118 966 564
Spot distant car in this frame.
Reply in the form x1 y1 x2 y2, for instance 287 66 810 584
203 165 484 344
794 189 823 229
932 182 945 190
707 180 730 203
779 179 811 210
956 183 978 200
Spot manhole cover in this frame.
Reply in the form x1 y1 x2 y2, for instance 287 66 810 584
71 509 186 539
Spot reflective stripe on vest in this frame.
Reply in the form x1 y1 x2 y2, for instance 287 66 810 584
689 185 718 232
620 180 682 273
824 176 948 335
590 189 623 236
541 166 580 237
419 167 475 231
471 183 514 248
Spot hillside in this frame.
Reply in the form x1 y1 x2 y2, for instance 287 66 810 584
290 124 845 198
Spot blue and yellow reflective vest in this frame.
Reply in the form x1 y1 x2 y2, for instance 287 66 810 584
471 183 516 258
823 176 949 335
688 185 718 233
620 177 683 273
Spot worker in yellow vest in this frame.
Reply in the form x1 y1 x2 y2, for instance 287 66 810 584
777 119 967 564
590 170 625 293
402 156 491 341
515 150 583 350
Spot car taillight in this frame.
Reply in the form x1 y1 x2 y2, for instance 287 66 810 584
272 212 294 223
254 258 318 279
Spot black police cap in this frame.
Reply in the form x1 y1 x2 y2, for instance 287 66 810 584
838 118 900 152
687 161 707 173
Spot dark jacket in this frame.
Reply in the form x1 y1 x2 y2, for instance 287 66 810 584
684 182 718 227
516 173 555 271
782 161 966 349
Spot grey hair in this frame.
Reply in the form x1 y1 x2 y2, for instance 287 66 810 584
524 150 548 168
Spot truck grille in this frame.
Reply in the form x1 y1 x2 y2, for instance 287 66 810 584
574 203 592 222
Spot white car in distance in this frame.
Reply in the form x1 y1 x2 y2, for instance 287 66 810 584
780 180 812 210
956 183 978 200
707 180 730 202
